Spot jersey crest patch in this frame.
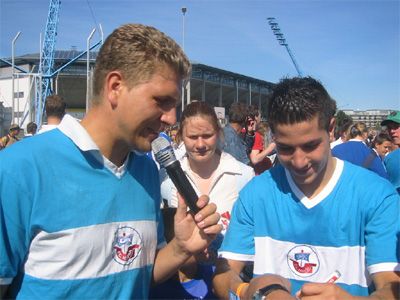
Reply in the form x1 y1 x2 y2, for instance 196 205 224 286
221 211 231 230
112 226 142 265
287 245 320 277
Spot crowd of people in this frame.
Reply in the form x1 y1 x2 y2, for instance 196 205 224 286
0 23 399 300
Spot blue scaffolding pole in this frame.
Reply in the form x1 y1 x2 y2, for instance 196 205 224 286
35 0 61 126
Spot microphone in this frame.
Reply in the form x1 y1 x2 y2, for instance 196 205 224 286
151 136 200 214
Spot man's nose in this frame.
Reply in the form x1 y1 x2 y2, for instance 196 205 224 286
291 149 308 169
161 107 177 126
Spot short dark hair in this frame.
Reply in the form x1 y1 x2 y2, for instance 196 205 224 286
247 104 260 120
338 118 353 136
372 132 392 148
228 102 248 126
45 95 66 119
267 77 336 133
26 122 37 134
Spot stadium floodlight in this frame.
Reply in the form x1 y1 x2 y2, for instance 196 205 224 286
267 17 303 77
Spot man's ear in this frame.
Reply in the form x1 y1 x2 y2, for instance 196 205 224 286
328 117 336 141
105 71 123 108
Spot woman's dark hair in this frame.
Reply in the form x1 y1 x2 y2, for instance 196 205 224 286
177 101 221 140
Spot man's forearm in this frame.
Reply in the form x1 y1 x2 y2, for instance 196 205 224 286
213 258 245 299
213 269 244 299
369 281 400 300
151 238 191 285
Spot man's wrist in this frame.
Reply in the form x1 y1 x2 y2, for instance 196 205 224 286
169 238 192 261
253 283 290 300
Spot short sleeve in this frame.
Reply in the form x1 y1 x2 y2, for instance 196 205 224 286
365 188 400 274
252 132 264 151
218 193 255 261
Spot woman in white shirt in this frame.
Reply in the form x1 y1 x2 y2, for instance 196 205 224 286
161 101 254 235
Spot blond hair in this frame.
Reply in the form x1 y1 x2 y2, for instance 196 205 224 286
92 24 191 104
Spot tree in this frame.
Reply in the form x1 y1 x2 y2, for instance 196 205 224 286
335 110 352 127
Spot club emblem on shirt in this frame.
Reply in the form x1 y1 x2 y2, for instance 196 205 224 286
287 245 320 277
221 211 231 230
112 226 142 265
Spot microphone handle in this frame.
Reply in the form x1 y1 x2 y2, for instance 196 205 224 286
166 161 200 214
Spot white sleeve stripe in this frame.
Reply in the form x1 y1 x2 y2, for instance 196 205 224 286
368 262 400 274
218 251 254 262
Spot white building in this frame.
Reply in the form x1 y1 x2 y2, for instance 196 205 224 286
342 109 395 129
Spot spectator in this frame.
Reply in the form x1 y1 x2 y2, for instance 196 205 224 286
366 127 377 148
158 101 253 298
249 121 276 175
37 94 66 134
164 101 254 234
222 102 250 165
0 124 20 149
372 132 393 160
381 111 400 193
243 104 261 154
330 118 352 149
213 77 399 299
0 23 221 299
332 122 388 179
24 121 38 138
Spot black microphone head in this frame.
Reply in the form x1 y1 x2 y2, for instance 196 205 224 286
151 136 177 168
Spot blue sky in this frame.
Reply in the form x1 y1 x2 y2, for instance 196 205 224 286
1 0 399 110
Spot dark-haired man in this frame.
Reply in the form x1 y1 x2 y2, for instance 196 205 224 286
213 77 399 299
37 94 66 134
24 121 38 137
222 102 250 165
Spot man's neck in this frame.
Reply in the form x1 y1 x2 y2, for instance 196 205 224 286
230 122 242 134
80 107 129 167
298 156 337 199
188 151 220 179
47 116 62 125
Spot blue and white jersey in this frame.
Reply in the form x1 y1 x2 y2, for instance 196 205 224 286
219 159 400 296
0 115 165 299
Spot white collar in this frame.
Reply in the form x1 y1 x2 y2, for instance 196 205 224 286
180 151 243 176
348 138 367 145
285 158 344 209
58 114 130 178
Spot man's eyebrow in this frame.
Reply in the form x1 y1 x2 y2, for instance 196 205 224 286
276 137 323 147
304 138 323 145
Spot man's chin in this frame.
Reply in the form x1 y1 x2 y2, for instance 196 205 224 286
132 140 152 153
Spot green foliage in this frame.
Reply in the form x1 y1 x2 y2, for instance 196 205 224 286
335 110 352 128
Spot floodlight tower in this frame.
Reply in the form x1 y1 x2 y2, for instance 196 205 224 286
267 17 303 77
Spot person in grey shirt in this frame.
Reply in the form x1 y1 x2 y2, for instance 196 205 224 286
222 102 250 165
